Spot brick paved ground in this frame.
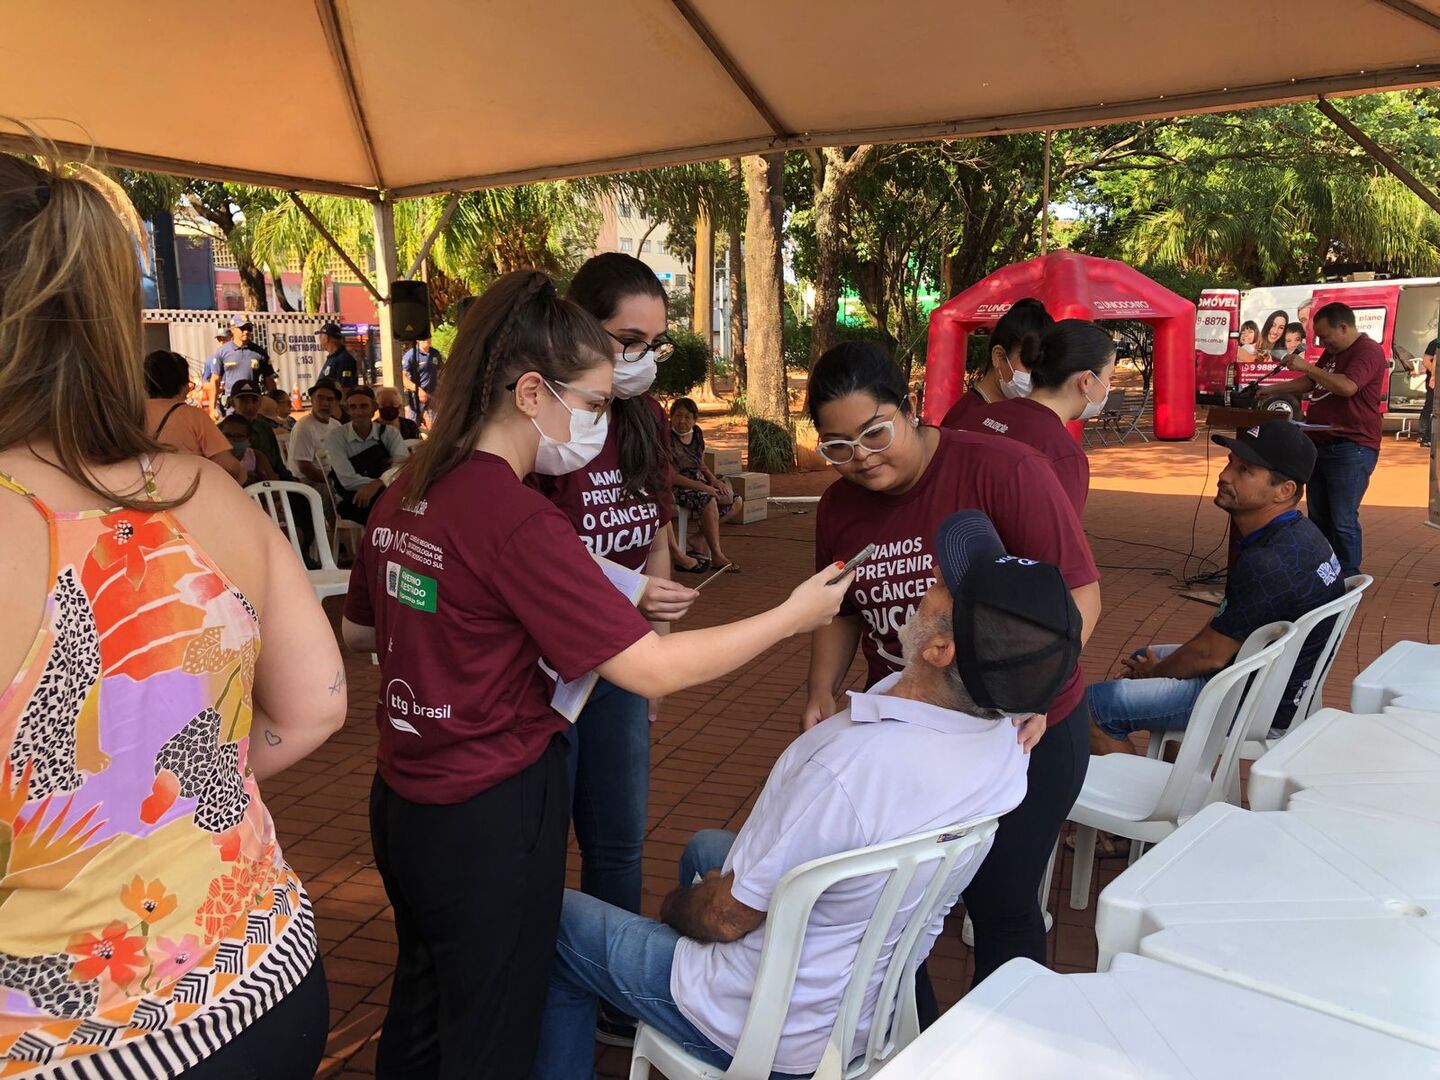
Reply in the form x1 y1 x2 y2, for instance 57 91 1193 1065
266 428 1439 1078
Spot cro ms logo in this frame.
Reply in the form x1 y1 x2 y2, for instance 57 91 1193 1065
371 526 403 553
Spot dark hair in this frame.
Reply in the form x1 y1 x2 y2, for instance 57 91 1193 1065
567 253 668 499
144 349 191 399
805 342 910 425
404 270 612 505
1313 301 1356 330
217 414 249 433
670 396 699 419
1267 469 1304 504
982 298 1053 373
1239 319 1259 341
1028 320 1117 391
345 387 373 403
1285 322 1306 338
267 388 290 404
1260 310 1288 344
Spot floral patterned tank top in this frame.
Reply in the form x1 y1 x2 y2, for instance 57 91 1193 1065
0 467 317 1078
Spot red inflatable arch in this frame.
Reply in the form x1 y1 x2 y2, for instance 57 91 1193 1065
922 250 1197 440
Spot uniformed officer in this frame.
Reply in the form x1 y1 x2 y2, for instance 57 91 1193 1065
316 322 361 389
402 335 444 427
205 315 276 413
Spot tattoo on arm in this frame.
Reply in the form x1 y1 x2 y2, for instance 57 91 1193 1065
329 670 345 696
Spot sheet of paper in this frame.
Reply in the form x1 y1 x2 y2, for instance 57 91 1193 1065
543 554 648 722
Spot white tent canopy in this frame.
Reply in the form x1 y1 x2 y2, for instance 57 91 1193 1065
5 0 1440 199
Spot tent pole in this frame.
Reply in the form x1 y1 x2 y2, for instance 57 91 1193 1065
286 191 383 304
372 197 402 389
1040 130 1052 254
1316 96 1440 216
404 192 461 280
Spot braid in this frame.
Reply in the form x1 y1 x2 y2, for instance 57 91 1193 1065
478 270 554 416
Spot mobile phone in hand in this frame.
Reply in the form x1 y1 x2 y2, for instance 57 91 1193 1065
829 543 878 586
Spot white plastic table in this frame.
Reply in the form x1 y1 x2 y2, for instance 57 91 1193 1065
1248 708 1440 812
1095 803 1440 1049
1351 641 1440 712
874 955 1440 1077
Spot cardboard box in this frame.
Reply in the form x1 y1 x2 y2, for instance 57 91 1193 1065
721 470 770 503
703 447 742 475
735 497 768 524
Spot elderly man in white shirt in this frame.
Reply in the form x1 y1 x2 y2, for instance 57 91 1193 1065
324 386 409 524
532 511 1085 1078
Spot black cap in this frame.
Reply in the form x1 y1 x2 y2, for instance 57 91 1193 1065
229 379 262 399
318 322 343 339
934 511 1083 714
1211 420 1316 484
309 377 343 399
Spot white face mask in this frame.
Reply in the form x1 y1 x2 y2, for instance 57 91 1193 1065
610 351 658 399
999 368 1032 400
1078 373 1110 421
532 382 609 475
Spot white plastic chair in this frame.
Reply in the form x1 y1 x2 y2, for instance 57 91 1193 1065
245 480 351 601
1069 621 1296 910
1148 575 1372 766
629 816 1002 1080
675 506 691 551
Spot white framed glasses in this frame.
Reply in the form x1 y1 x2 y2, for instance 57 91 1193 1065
817 417 901 465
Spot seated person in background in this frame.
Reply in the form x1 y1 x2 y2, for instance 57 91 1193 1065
217 413 276 485
667 396 742 573
287 378 344 534
1089 422 1345 754
144 349 247 484
228 379 290 479
376 385 421 440
532 511 1081 1079
324 386 409 524
262 387 295 430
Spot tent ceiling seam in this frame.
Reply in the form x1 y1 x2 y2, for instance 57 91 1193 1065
1372 0 1440 34
315 0 386 191
666 0 790 138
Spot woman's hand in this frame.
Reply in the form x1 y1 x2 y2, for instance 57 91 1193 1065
1013 713 1047 752
783 564 854 636
639 576 699 622
801 691 836 733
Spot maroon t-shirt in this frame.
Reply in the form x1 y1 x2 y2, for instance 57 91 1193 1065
1305 333 1387 450
345 452 653 803
532 396 675 571
955 398 1090 516
815 428 1099 723
940 385 990 429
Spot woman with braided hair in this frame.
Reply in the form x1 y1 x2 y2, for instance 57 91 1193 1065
341 269 853 1078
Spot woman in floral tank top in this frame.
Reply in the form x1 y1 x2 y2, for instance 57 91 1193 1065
0 148 346 1077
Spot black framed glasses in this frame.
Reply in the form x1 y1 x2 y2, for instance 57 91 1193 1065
607 329 675 363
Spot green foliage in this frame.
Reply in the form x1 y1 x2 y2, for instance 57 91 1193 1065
747 415 795 474
785 304 898 372
654 329 710 397
430 322 459 358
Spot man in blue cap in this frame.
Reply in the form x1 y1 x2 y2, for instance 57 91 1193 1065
317 322 360 389
205 315 275 413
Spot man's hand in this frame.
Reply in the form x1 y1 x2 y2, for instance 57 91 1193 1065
801 691 836 732
1119 647 1164 679
1283 349 1311 373
354 479 385 508
417 388 430 404
1013 713 1047 752
659 870 764 944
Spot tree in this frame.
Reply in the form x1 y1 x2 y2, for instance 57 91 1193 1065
184 183 287 310
743 153 792 471
802 146 879 367
725 158 747 395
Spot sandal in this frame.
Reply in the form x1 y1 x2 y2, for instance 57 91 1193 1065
675 556 710 574
710 559 741 574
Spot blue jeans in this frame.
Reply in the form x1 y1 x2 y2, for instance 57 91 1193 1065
1306 440 1378 579
533 830 738 1079
566 678 650 916
1088 645 1212 739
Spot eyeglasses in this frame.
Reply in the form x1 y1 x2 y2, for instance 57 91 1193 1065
607 329 675 364
551 379 610 426
816 417 902 465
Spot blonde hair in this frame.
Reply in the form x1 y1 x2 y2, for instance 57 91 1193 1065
0 127 184 509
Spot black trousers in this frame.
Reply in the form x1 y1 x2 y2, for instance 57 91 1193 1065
184 961 329 1078
916 693 1091 1022
369 737 570 1079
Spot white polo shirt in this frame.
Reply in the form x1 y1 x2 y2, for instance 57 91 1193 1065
670 673 1027 1074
